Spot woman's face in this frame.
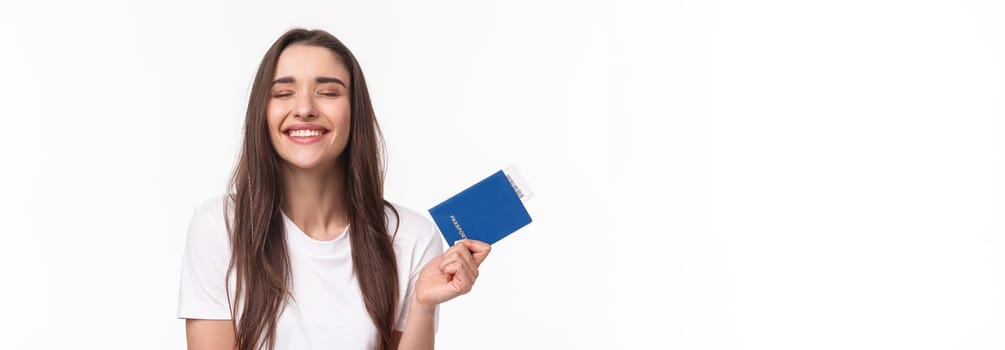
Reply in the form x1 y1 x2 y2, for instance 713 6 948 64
267 44 352 171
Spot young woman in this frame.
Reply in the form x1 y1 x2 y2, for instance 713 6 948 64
177 28 490 350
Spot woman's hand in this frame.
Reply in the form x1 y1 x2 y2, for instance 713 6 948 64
397 240 491 349
414 239 491 308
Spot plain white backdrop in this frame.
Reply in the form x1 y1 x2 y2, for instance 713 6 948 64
1 0 1003 349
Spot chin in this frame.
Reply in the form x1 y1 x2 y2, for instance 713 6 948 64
281 155 331 171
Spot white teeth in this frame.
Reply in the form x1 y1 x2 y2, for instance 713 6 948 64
289 129 323 137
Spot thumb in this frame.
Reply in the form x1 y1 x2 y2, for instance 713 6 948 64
459 239 491 266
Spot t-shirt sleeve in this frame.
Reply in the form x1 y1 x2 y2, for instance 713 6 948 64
395 224 445 331
177 204 233 320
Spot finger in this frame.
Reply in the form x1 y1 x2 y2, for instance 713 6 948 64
447 246 479 283
450 266 476 294
439 243 468 270
451 243 478 274
442 261 473 289
442 260 461 275
460 240 492 266
438 254 453 270
456 253 478 281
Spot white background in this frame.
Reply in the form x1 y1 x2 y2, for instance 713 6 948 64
1 0 1003 349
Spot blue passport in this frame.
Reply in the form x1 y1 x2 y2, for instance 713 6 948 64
429 170 533 246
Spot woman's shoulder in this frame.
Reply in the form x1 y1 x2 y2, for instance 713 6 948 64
193 194 235 223
186 194 235 240
384 201 439 244
182 195 234 259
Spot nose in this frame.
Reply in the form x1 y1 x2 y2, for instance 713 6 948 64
293 93 317 120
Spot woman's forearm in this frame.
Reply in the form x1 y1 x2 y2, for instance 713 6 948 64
396 295 437 350
400 239 491 349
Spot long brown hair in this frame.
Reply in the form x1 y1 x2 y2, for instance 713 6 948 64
225 28 399 350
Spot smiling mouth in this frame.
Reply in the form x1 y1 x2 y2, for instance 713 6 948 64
284 129 330 144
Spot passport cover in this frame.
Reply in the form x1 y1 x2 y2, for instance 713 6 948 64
429 170 533 245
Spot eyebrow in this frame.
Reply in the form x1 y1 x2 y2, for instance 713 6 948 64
271 76 347 88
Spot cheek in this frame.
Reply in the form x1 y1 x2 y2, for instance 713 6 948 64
335 111 351 130
321 101 352 129
265 105 285 131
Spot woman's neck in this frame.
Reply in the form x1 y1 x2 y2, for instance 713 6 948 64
280 162 348 241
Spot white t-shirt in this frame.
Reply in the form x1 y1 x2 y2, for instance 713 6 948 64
177 196 443 349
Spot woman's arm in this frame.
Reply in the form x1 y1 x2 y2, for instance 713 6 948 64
186 319 235 350
393 296 437 349
396 240 491 350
